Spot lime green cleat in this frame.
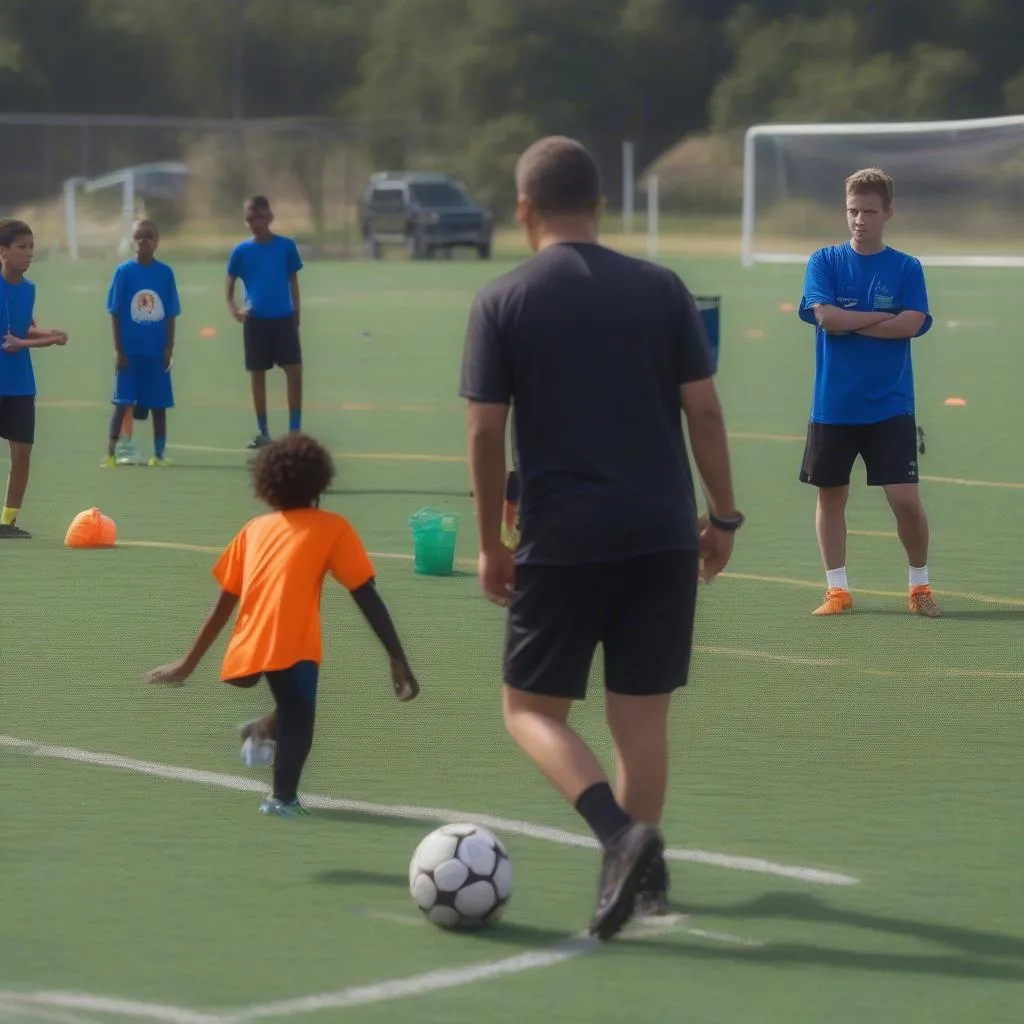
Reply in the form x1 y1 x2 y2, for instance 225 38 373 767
100 455 117 468
148 456 174 467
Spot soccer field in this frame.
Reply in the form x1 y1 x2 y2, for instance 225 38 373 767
2 253 1022 1024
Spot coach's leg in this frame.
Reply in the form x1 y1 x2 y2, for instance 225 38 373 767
502 688 610 807
605 692 673 827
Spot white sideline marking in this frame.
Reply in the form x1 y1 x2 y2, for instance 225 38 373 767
0 992 222 1024
0 735 858 887
0 917 707 1023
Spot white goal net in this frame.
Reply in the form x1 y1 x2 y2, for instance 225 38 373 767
741 114 1024 267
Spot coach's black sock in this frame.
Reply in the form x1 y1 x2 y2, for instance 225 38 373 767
268 677 316 803
575 782 632 848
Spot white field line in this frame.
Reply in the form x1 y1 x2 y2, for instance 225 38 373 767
0 737 860 888
0 916 723 1024
0 736 858 887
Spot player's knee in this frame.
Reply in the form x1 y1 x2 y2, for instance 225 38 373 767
816 485 848 513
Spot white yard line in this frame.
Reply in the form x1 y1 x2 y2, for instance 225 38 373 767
0 735 858 887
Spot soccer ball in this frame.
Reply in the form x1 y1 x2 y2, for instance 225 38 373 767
409 823 513 929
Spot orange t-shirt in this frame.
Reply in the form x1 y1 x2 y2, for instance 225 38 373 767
212 507 375 681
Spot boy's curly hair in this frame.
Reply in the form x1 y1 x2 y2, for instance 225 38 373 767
0 218 32 247
250 433 334 510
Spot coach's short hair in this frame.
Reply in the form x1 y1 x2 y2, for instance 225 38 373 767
845 168 895 209
516 137 602 216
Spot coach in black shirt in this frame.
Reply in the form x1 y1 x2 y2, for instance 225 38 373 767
459 136 742 940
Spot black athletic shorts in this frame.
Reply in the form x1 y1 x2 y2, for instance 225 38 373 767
0 394 35 445
243 316 301 372
503 550 699 700
799 413 919 488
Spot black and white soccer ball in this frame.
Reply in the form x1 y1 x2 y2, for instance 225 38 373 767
409 823 513 929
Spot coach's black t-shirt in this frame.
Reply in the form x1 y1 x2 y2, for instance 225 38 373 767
459 241 713 566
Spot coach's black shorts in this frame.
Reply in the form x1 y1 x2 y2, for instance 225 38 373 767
0 394 35 445
243 316 301 372
503 550 699 700
799 413 919 488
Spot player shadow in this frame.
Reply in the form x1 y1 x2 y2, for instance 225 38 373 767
637 892 1024 980
312 808 440 831
314 868 410 889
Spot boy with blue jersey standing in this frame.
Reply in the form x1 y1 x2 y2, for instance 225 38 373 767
225 196 303 450
798 168 939 618
0 218 69 538
102 219 180 468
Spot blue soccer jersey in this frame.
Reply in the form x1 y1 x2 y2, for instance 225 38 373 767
226 235 303 319
798 242 932 425
107 259 181 359
0 277 37 396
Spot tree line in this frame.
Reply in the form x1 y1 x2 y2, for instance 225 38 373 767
1 0 1021 215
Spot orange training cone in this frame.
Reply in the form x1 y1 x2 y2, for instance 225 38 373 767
65 507 118 549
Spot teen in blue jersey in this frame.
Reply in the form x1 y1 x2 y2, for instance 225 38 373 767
225 196 303 450
102 219 180 468
797 168 939 618
0 218 69 538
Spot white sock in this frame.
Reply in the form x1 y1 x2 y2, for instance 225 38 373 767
826 567 849 591
909 565 929 588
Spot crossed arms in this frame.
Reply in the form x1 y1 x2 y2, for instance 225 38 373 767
812 305 927 340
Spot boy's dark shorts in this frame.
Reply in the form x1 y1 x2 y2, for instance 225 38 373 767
0 394 35 445
799 413 919 488
244 316 301 372
503 550 700 700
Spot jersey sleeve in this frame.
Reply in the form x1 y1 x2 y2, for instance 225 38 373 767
798 249 834 325
673 277 714 384
106 266 124 317
226 244 243 278
902 258 933 336
327 519 376 591
212 528 247 596
286 239 303 276
458 289 512 403
165 267 182 319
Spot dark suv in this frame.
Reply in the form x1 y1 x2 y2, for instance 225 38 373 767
360 172 493 260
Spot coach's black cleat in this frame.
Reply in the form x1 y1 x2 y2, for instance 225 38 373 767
0 523 31 539
589 822 664 940
635 853 671 917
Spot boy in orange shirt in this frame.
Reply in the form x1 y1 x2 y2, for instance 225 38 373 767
144 433 420 817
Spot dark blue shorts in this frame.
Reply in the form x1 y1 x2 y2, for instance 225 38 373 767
225 660 319 703
113 356 174 410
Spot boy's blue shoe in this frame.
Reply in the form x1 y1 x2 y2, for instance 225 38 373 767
259 795 308 818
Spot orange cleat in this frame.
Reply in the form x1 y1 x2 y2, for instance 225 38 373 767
909 585 941 618
812 588 853 615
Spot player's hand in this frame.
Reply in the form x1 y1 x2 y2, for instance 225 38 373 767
293 311 301 329
164 349 173 371
143 660 191 686
390 656 420 702
698 520 735 582
232 309 247 324
115 350 127 369
52 331 68 346
2 333 24 352
479 543 515 607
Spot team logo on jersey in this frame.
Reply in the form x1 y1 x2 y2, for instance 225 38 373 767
131 289 165 324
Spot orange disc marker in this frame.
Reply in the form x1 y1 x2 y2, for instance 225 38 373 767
199 327 217 338
944 397 967 406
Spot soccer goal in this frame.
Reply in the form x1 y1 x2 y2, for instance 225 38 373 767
63 161 189 260
741 114 1024 268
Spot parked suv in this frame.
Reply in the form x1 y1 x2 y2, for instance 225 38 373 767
360 172 493 260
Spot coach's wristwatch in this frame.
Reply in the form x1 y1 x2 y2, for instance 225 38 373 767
708 510 745 532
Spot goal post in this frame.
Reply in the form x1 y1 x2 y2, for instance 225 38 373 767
741 114 1024 268
63 161 188 260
